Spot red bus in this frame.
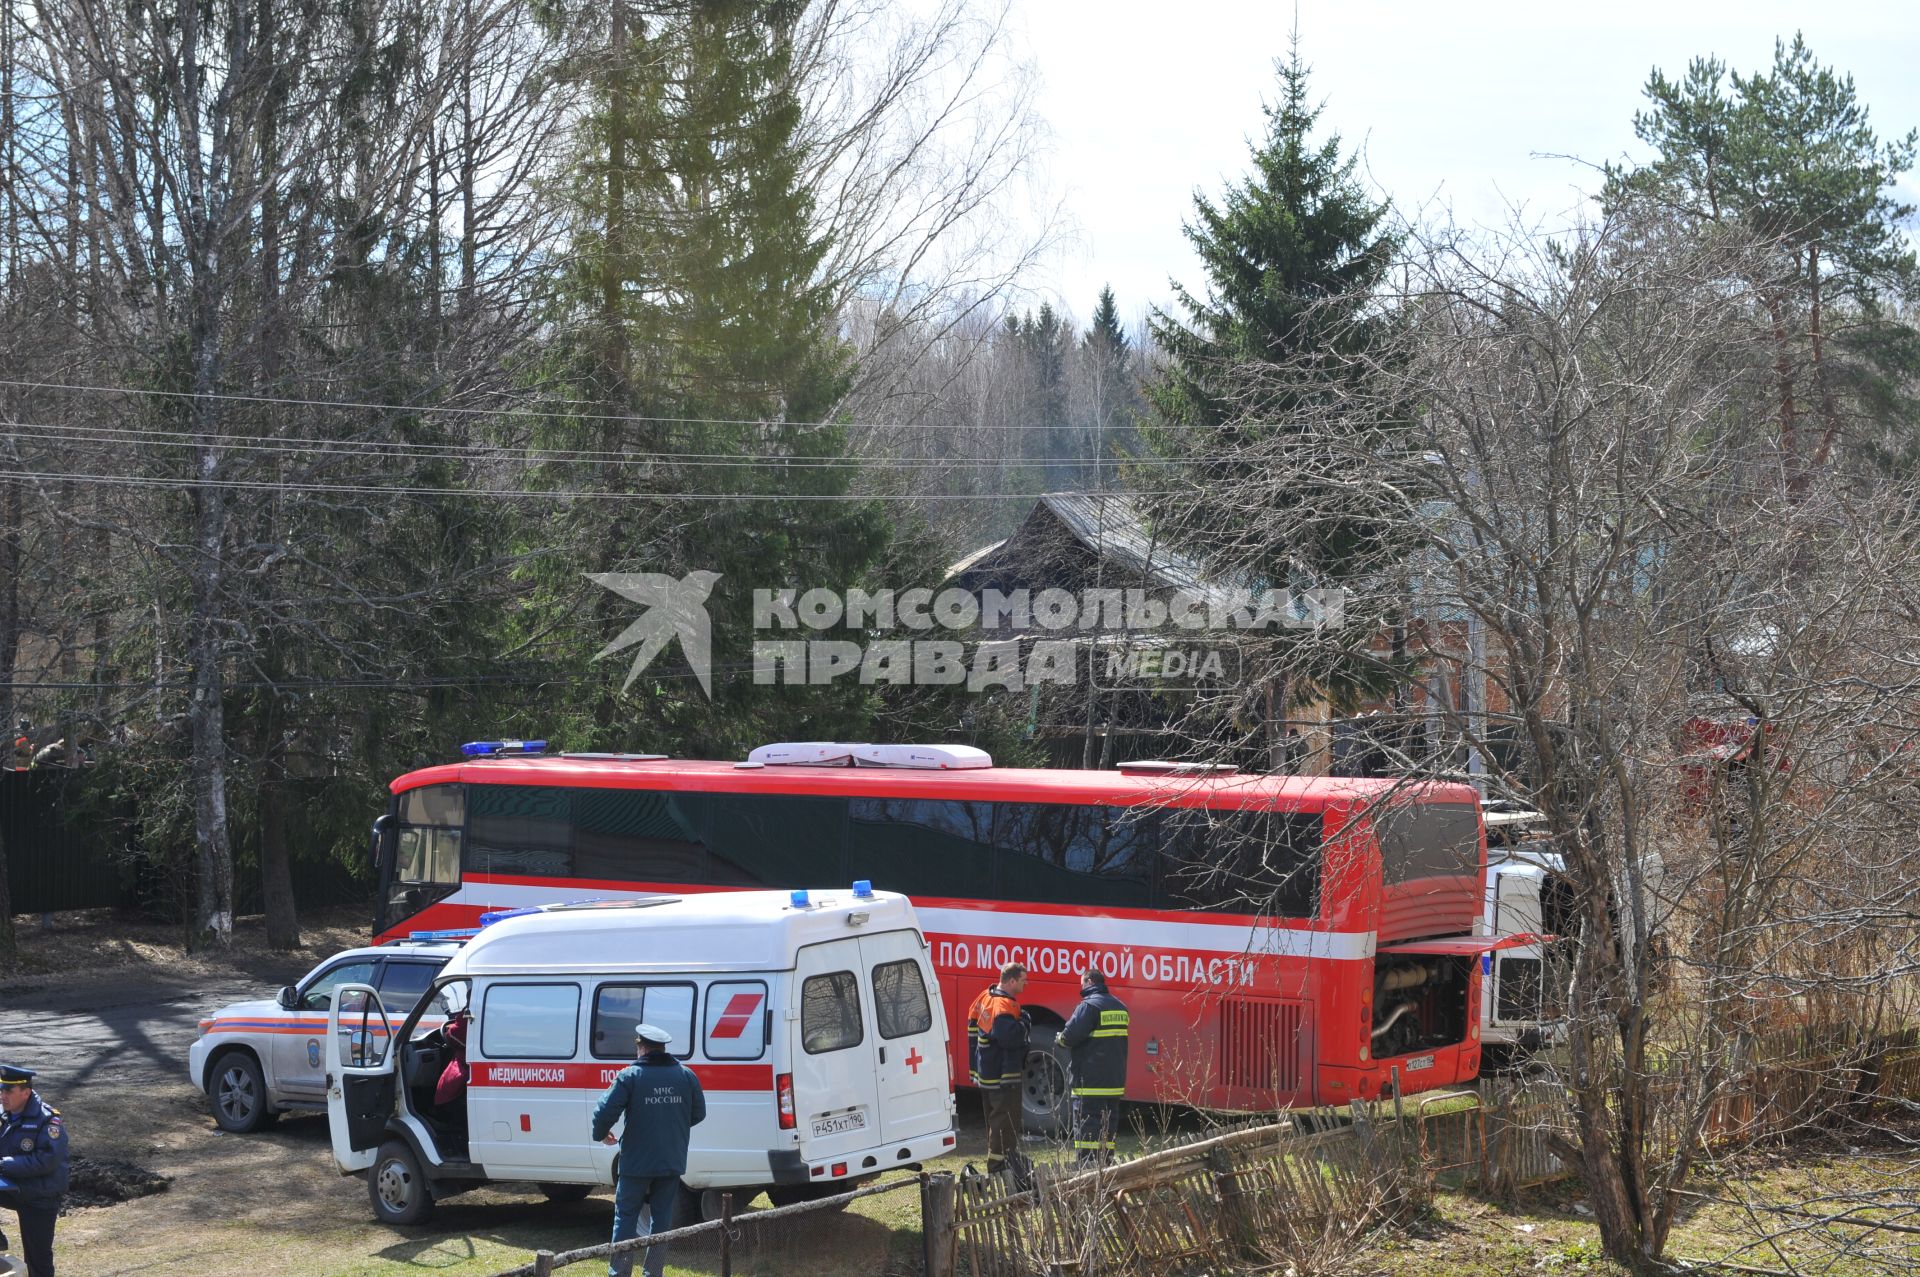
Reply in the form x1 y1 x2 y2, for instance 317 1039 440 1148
371 742 1507 1126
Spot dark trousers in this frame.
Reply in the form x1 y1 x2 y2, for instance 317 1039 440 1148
609 1174 679 1277
0 1192 57 1277
1073 1096 1119 1167
982 1086 1021 1169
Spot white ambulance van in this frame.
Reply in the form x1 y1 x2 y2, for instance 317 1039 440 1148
324 885 956 1224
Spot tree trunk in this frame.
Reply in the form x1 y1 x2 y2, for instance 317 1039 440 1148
0 475 18 736
603 0 629 383
258 728 300 949
0 799 16 962
188 470 234 950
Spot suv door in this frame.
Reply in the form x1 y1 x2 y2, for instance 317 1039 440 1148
275 958 377 1101
789 939 880 1163
860 931 950 1146
326 983 396 1174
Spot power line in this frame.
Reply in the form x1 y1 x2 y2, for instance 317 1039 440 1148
1 469 1177 502
3 419 1174 470
0 377 1143 432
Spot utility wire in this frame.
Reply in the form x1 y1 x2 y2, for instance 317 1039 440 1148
0 377 1144 432
3 419 1172 470
1 469 1178 502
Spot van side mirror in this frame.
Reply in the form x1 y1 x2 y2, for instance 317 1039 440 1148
277 985 299 1010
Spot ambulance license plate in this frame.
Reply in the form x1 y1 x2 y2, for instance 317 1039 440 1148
1405 1054 1435 1071
811 1112 867 1138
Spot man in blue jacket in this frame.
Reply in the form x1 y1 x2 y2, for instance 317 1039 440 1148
0 1064 68 1277
593 1025 706 1277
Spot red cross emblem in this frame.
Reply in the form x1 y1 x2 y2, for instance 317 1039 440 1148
904 1047 924 1074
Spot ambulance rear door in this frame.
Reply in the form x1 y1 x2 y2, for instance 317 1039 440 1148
859 929 950 1146
788 938 881 1162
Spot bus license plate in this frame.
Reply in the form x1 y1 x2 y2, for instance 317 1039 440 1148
811 1112 867 1138
1405 1054 1435 1071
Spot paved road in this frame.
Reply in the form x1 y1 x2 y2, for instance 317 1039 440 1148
1 956 314 1096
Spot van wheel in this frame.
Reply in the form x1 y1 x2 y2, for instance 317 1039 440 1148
540 1183 593 1204
209 1051 277 1134
1021 1026 1072 1135
369 1139 436 1225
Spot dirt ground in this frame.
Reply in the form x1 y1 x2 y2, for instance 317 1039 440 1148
0 906 966 1277
4 908 1915 1277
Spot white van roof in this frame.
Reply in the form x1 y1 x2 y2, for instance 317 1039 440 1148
439 888 921 977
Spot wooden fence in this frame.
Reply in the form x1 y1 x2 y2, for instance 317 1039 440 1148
934 1029 1920 1277
473 1027 1920 1277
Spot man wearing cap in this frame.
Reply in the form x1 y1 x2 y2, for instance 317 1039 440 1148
1058 969 1129 1168
0 1065 67 1277
592 1026 706 1277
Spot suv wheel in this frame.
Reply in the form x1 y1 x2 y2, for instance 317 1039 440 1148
209 1052 277 1134
370 1139 436 1225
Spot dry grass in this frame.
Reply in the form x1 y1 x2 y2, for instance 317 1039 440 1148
0 903 374 985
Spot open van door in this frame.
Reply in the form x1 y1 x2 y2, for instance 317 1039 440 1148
326 982 396 1174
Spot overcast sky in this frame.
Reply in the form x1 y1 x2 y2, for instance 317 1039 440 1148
1011 1 1920 326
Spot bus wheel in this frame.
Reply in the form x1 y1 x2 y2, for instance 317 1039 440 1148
1021 1026 1071 1135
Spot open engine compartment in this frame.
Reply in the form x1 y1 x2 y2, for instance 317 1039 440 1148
1370 953 1471 1060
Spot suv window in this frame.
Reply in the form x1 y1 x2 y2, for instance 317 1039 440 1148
300 960 377 1012
377 960 446 1014
872 960 932 1040
800 971 863 1054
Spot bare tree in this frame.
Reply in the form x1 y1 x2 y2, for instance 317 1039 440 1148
1147 201 1920 1265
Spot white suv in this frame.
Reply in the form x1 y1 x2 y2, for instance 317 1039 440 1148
189 941 460 1133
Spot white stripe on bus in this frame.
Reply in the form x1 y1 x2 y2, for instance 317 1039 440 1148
439 884 1376 961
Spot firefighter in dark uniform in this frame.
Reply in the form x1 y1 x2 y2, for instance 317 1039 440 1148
1057 969 1128 1167
0 1064 68 1277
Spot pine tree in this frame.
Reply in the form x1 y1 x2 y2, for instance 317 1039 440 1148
527 0 888 753
1604 34 1920 477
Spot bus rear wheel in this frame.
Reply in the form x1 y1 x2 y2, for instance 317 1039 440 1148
1021 1025 1071 1135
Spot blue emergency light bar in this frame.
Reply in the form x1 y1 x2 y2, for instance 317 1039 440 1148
462 739 549 757
479 906 544 927
852 880 874 898
408 928 480 942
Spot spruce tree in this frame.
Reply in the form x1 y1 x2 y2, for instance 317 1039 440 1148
1081 285 1138 484
1144 37 1401 705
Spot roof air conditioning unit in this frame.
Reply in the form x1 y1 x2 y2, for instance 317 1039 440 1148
747 742 859 767
1115 760 1239 777
852 744 992 770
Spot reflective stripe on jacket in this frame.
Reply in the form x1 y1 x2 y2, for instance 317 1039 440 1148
967 985 1027 1088
1058 990 1129 1097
